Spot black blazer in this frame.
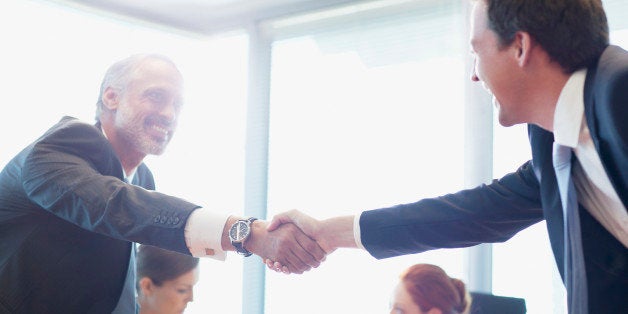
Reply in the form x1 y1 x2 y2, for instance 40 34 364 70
0 117 200 313
360 45 628 313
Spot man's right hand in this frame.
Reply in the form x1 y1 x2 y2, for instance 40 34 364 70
245 219 327 274
265 210 358 273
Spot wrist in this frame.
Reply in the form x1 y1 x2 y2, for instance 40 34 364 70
245 219 266 255
321 215 357 250
228 217 258 256
221 216 240 251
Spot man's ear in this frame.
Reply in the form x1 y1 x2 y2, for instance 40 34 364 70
513 31 533 67
102 87 120 110
139 277 154 296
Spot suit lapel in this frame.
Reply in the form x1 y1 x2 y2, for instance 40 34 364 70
529 124 567 279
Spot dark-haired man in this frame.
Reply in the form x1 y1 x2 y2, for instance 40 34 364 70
268 1 628 313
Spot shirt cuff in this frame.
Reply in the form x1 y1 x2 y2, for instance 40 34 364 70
184 208 230 260
353 213 365 250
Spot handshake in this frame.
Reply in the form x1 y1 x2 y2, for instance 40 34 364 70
229 210 357 274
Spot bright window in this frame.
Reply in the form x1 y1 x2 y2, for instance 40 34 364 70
265 1 467 313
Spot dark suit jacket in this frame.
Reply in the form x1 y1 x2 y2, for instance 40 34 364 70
0 116 200 313
360 45 628 313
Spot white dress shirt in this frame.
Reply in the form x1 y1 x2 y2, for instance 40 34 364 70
185 209 229 259
553 69 628 248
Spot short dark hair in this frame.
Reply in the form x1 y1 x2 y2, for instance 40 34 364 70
136 245 199 286
485 0 608 73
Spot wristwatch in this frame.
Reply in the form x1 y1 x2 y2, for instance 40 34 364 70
228 217 258 257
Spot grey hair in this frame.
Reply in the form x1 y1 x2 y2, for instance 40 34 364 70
95 53 178 121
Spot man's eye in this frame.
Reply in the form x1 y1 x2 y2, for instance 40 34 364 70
147 91 165 102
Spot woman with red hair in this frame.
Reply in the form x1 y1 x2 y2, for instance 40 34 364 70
390 264 471 314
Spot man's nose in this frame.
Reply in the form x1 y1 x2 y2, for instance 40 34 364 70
159 102 178 122
471 62 479 82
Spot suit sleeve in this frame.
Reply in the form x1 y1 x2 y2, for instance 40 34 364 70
360 160 544 259
20 119 200 254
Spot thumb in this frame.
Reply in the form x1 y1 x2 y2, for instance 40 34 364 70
266 211 296 231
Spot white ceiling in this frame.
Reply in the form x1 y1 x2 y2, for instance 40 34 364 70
51 0 362 35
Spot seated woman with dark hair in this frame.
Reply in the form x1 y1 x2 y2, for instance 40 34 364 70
136 244 200 314
390 263 472 314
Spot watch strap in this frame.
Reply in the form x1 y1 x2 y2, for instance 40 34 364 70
233 241 252 257
233 217 258 257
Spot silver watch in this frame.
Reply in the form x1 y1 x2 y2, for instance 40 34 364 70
228 217 258 257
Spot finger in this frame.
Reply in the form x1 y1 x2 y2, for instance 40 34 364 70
266 262 289 274
296 231 327 264
267 212 295 231
284 258 306 274
274 224 315 270
274 253 295 274
274 261 287 274
273 223 320 271
273 262 290 275
264 259 274 269
281 249 310 274
265 260 283 273
273 262 286 270
291 231 324 268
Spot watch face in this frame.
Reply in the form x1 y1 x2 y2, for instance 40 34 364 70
229 220 250 242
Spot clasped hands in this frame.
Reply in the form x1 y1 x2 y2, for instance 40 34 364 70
245 210 349 274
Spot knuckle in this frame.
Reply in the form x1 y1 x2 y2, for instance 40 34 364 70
304 241 317 251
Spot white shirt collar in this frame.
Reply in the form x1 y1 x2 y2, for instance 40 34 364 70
552 69 587 148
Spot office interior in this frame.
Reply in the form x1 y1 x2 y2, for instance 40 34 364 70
1 0 627 313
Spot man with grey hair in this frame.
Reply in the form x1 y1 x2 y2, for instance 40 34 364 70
0 54 326 313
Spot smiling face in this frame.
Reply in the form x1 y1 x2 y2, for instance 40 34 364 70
469 0 526 127
105 57 184 159
139 266 199 314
